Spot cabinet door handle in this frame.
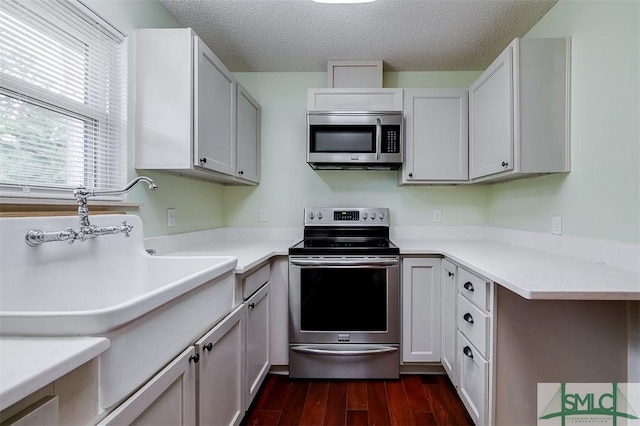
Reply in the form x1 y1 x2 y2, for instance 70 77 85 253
408 173 413 178
248 302 255 310
463 346 474 359
238 170 244 175
448 271 454 277
189 354 200 363
463 313 474 324
501 161 509 167
463 281 474 292
200 157 207 164
203 342 213 352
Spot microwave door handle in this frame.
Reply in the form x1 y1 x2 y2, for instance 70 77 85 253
375 117 382 160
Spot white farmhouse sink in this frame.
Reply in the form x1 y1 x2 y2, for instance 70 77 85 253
0 214 237 410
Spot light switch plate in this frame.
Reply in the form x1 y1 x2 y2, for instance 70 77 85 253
167 208 176 227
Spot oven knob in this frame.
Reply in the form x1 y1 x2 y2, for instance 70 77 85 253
318 212 323 220
379 211 385 220
371 212 376 219
309 212 315 220
362 212 368 219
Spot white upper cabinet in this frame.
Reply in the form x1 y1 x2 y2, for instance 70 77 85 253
469 37 571 182
307 88 403 111
194 36 236 176
135 28 260 185
400 89 469 184
235 82 261 183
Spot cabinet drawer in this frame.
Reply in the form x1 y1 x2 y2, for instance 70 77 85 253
457 295 490 357
457 268 490 311
242 264 270 300
457 332 488 426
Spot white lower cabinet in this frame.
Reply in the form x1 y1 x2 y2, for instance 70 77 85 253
99 305 247 426
97 263 275 426
401 257 441 363
440 259 457 383
457 332 489 425
245 282 270 409
453 264 493 426
196 304 245 426
1 396 59 426
98 347 197 426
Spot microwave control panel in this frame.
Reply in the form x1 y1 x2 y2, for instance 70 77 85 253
381 126 401 153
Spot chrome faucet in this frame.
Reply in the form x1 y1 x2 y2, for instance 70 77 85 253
25 176 158 247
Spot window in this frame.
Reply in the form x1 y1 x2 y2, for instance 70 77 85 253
0 0 126 199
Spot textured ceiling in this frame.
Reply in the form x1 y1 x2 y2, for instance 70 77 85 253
161 0 557 72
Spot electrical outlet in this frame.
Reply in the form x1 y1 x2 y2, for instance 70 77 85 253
552 215 562 235
433 209 442 223
167 208 176 227
259 209 268 222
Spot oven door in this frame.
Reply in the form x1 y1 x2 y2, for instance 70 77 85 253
288 256 400 345
288 255 400 379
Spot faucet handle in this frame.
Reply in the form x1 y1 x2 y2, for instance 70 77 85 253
121 221 133 237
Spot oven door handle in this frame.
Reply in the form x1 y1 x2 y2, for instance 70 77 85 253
291 345 398 357
375 117 382 160
289 259 399 267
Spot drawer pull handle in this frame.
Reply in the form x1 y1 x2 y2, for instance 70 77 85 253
463 313 474 324
203 342 213 352
463 281 474 292
463 346 474 359
189 354 200 363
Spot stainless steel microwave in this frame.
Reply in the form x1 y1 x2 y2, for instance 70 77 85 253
306 111 403 170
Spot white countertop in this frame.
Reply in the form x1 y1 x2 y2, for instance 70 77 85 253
167 239 298 274
396 239 640 300
0 337 110 411
164 235 639 300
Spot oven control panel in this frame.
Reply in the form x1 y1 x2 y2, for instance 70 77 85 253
305 207 390 226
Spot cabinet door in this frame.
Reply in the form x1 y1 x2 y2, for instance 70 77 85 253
457 332 488 426
441 259 457 384
401 258 441 362
196 305 245 426
269 257 290 366
402 89 468 182
97 347 196 426
236 83 261 183
194 36 236 175
245 283 270 409
469 41 515 179
1 396 59 426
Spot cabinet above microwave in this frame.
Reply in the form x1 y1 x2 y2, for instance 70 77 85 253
307 89 403 112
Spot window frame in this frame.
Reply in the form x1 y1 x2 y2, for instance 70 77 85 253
0 0 128 202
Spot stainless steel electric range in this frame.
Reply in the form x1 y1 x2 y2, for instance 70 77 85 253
288 207 400 379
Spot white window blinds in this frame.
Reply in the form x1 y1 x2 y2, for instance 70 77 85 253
0 0 126 198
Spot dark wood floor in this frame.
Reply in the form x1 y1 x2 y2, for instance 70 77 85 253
241 374 474 426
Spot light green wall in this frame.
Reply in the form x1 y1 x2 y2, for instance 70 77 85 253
228 72 488 227
488 0 640 243
85 0 226 237
85 0 639 243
